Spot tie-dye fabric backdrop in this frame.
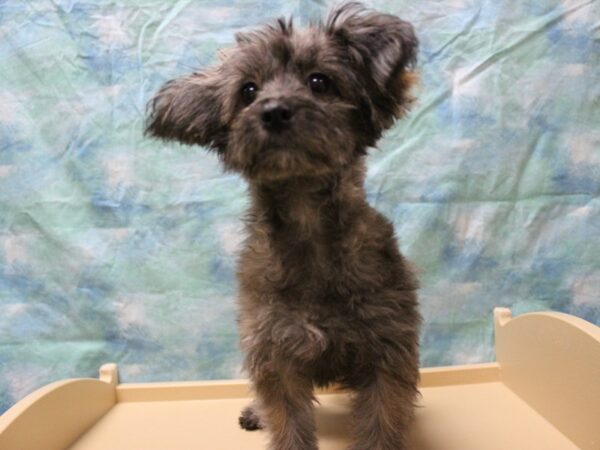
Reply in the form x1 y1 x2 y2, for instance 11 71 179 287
1 0 598 413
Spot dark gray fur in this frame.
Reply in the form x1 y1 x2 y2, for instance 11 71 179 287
147 3 421 449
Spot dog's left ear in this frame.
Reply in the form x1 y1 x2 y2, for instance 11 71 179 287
327 3 418 128
146 71 227 152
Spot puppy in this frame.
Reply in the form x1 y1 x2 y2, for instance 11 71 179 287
147 3 421 449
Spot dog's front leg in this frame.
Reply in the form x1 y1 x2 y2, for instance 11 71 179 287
253 367 318 450
349 369 419 450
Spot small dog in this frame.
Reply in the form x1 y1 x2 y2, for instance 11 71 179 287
147 3 421 449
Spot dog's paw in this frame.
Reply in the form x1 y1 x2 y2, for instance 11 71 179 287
239 406 264 431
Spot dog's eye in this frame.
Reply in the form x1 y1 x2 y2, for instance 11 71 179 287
308 73 331 95
241 82 259 105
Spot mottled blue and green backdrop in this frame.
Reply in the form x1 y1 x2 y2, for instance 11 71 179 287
1 0 599 413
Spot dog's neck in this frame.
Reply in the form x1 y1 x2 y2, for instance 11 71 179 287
249 163 367 241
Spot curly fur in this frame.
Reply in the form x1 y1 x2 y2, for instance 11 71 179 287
147 3 421 449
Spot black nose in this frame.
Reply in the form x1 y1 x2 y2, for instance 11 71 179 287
261 101 293 132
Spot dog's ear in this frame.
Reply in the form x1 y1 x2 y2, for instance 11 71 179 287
146 71 227 152
326 3 418 128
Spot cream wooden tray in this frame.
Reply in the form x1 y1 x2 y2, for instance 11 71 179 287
1 308 599 450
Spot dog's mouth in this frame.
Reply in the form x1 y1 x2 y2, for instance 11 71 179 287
242 139 335 182
261 136 297 153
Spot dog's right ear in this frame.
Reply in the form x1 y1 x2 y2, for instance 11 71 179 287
146 71 226 152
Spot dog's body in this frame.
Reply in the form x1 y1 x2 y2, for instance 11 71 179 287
148 3 421 449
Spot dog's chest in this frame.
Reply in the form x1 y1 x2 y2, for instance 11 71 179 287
239 233 360 302
243 207 388 287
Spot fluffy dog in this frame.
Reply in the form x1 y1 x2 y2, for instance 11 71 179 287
147 3 421 449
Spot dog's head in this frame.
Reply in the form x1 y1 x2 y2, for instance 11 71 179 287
147 2 418 182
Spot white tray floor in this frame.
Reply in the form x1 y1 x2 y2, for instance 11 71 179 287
69 381 577 450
